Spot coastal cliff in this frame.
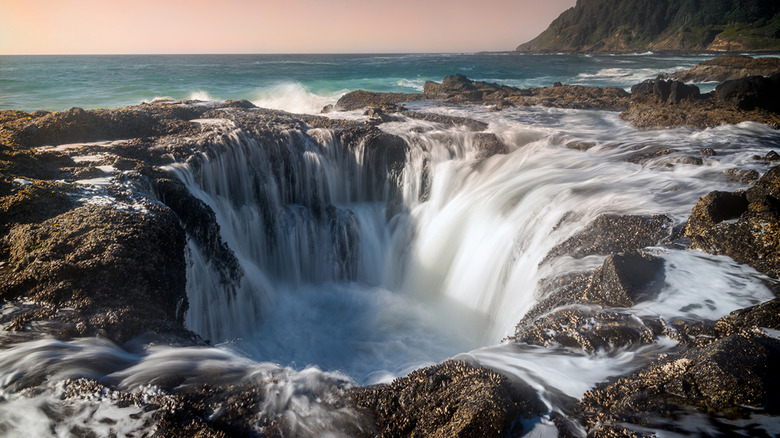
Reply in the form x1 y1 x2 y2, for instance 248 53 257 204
516 0 780 53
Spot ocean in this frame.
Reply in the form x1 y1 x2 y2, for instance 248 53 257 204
1 53 718 113
1 53 779 436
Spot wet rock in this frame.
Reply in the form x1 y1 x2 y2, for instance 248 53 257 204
663 155 703 166
684 190 748 235
335 90 424 111
670 56 780 83
545 214 673 261
518 84 630 110
359 130 409 176
630 79 701 105
583 251 665 308
621 74 780 129
0 179 76 235
223 99 257 109
516 272 593 326
420 75 630 110
716 298 780 337
579 330 780 433
351 360 543 438
699 147 716 156
491 100 515 111
155 177 242 286
0 204 190 343
6 105 199 147
714 73 780 112
400 111 488 131
724 168 759 184
755 150 780 162
516 264 714 353
624 146 676 165
516 304 716 353
685 166 780 278
423 74 489 100
514 306 662 353
565 140 597 151
619 97 780 129
471 133 508 159
63 372 365 438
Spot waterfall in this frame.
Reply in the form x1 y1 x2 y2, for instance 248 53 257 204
166 108 777 381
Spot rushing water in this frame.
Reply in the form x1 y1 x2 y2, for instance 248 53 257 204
1 54 779 436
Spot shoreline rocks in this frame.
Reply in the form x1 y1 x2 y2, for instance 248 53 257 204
670 56 780 83
2 77 780 436
350 360 544 438
685 166 780 279
329 63 780 130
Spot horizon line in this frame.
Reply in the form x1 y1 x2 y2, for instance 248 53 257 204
0 50 521 56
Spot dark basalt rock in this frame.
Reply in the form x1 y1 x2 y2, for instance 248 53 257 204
358 130 409 177
630 79 701 105
334 90 424 111
471 133 508 159
621 74 780 129
671 56 780 83
716 298 780 337
6 106 198 147
579 330 780 433
724 168 760 184
422 75 630 110
0 204 189 343
624 147 704 167
427 131 507 159
514 305 714 353
155 177 242 286
685 166 780 278
684 190 748 235
63 373 365 438
583 251 665 308
545 214 673 262
351 360 543 438
515 272 593 327
699 147 716 156
0 179 76 236
715 73 780 112
514 306 662 353
762 150 780 161
400 111 489 131
624 146 676 165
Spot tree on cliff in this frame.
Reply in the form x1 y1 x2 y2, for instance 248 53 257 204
516 0 780 53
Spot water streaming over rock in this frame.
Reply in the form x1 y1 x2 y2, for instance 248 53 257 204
2 102 779 437
166 105 778 378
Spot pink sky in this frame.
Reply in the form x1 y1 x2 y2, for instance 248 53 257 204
0 0 575 54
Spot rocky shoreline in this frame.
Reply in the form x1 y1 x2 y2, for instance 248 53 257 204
2 58 780 437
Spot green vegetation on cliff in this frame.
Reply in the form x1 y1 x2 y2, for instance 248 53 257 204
517 0 780 53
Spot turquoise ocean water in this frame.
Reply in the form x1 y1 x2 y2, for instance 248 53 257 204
1 53 719 113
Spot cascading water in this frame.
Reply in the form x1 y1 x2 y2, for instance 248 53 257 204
167 104 777 387
2 102 779 437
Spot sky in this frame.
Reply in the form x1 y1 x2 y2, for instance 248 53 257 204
0 0 575 54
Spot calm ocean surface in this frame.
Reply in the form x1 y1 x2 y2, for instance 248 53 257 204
0 53 719 113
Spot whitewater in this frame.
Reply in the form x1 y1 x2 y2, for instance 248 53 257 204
1 54 779 436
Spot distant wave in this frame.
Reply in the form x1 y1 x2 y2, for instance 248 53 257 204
252 82 346 115
576 67 669 83
395 78 425 91
189 90 215 102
